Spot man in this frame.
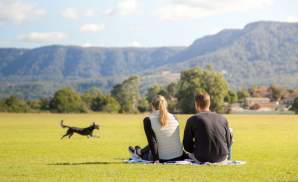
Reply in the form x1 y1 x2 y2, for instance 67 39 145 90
183 92 232 163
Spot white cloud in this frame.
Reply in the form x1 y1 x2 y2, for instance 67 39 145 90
61 8 79 19
81 42 93 47
155 0 272 21
19 32 67 43
129 25 143 32
85 9 96 17
80 24 105 32
286 16 298 23
130 41 141 47
0 0 45 24
105 0 137 16
61 8 96 19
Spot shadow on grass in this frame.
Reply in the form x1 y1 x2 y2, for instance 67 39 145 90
48 161 124 166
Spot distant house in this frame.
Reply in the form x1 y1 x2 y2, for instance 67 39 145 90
245 97 271 107
250 87 272 98
255 102 279 111
282 96 295 107
230 103 244 112
281 90 298 107
245 97 278 111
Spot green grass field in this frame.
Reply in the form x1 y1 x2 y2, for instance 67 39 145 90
0 113 297 182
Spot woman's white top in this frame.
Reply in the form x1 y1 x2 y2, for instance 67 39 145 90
149 111 183 160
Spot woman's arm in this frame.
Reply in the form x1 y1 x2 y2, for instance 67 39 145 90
143 117 159 161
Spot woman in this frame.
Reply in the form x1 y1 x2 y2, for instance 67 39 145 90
128 95 186 163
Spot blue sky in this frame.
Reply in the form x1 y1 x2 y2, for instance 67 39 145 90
0 0 298 48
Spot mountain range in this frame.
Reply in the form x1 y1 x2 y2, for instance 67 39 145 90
0 21 297 99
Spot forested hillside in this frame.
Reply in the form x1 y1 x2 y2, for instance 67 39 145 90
0 21 297 98
162 21 298 87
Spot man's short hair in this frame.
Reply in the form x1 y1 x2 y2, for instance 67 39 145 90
195 92 210 109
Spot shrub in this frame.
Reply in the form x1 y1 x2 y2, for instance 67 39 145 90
50 88 87 113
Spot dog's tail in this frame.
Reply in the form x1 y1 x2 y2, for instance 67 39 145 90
60 120 68 128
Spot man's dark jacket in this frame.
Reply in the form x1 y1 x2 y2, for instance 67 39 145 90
183 112 232 162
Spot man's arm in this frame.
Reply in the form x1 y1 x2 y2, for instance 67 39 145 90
143 117 159 161
183 118 194 153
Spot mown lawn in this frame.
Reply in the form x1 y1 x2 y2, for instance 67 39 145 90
0 113 297 182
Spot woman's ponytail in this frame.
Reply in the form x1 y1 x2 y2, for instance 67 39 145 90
152 95 168 127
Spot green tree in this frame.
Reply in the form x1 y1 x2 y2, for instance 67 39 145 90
0 99 5 112
237 89 250 101
176 67 229 113
1 96 31 113
290 97 298 114
50 88 87 113
165 82 178 113
166 82 178 98
269 85 286 101
146 85 162 102
145 84 176 101
27 99 42 111
137 98 149 113
224 90 238 104
91 95 120 113
145 83 178 113
101 96 120 113
39 98 51 111
111 76 140 113
81 88 103 110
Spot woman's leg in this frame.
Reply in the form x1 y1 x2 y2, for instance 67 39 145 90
136 145 154 161
128 117 158 161
143 117 159 161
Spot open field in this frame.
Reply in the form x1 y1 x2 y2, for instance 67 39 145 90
0 113 298 182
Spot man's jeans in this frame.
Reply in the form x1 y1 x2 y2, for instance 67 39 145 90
228 127 233 160
228 145 232 160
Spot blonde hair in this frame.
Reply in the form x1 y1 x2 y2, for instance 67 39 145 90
151 95 168 127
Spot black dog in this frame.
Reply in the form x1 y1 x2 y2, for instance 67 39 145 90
60 120 100 139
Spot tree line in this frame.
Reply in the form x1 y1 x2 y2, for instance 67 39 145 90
0 67 297 114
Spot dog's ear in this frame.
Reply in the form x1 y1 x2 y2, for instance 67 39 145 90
92 122 95 125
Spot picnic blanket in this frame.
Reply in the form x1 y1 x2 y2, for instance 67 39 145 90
125 156 246 166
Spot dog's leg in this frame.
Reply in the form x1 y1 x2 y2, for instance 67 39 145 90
68 132 74 139
61 133 68 139
61 129 72 139
91 134 99 138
